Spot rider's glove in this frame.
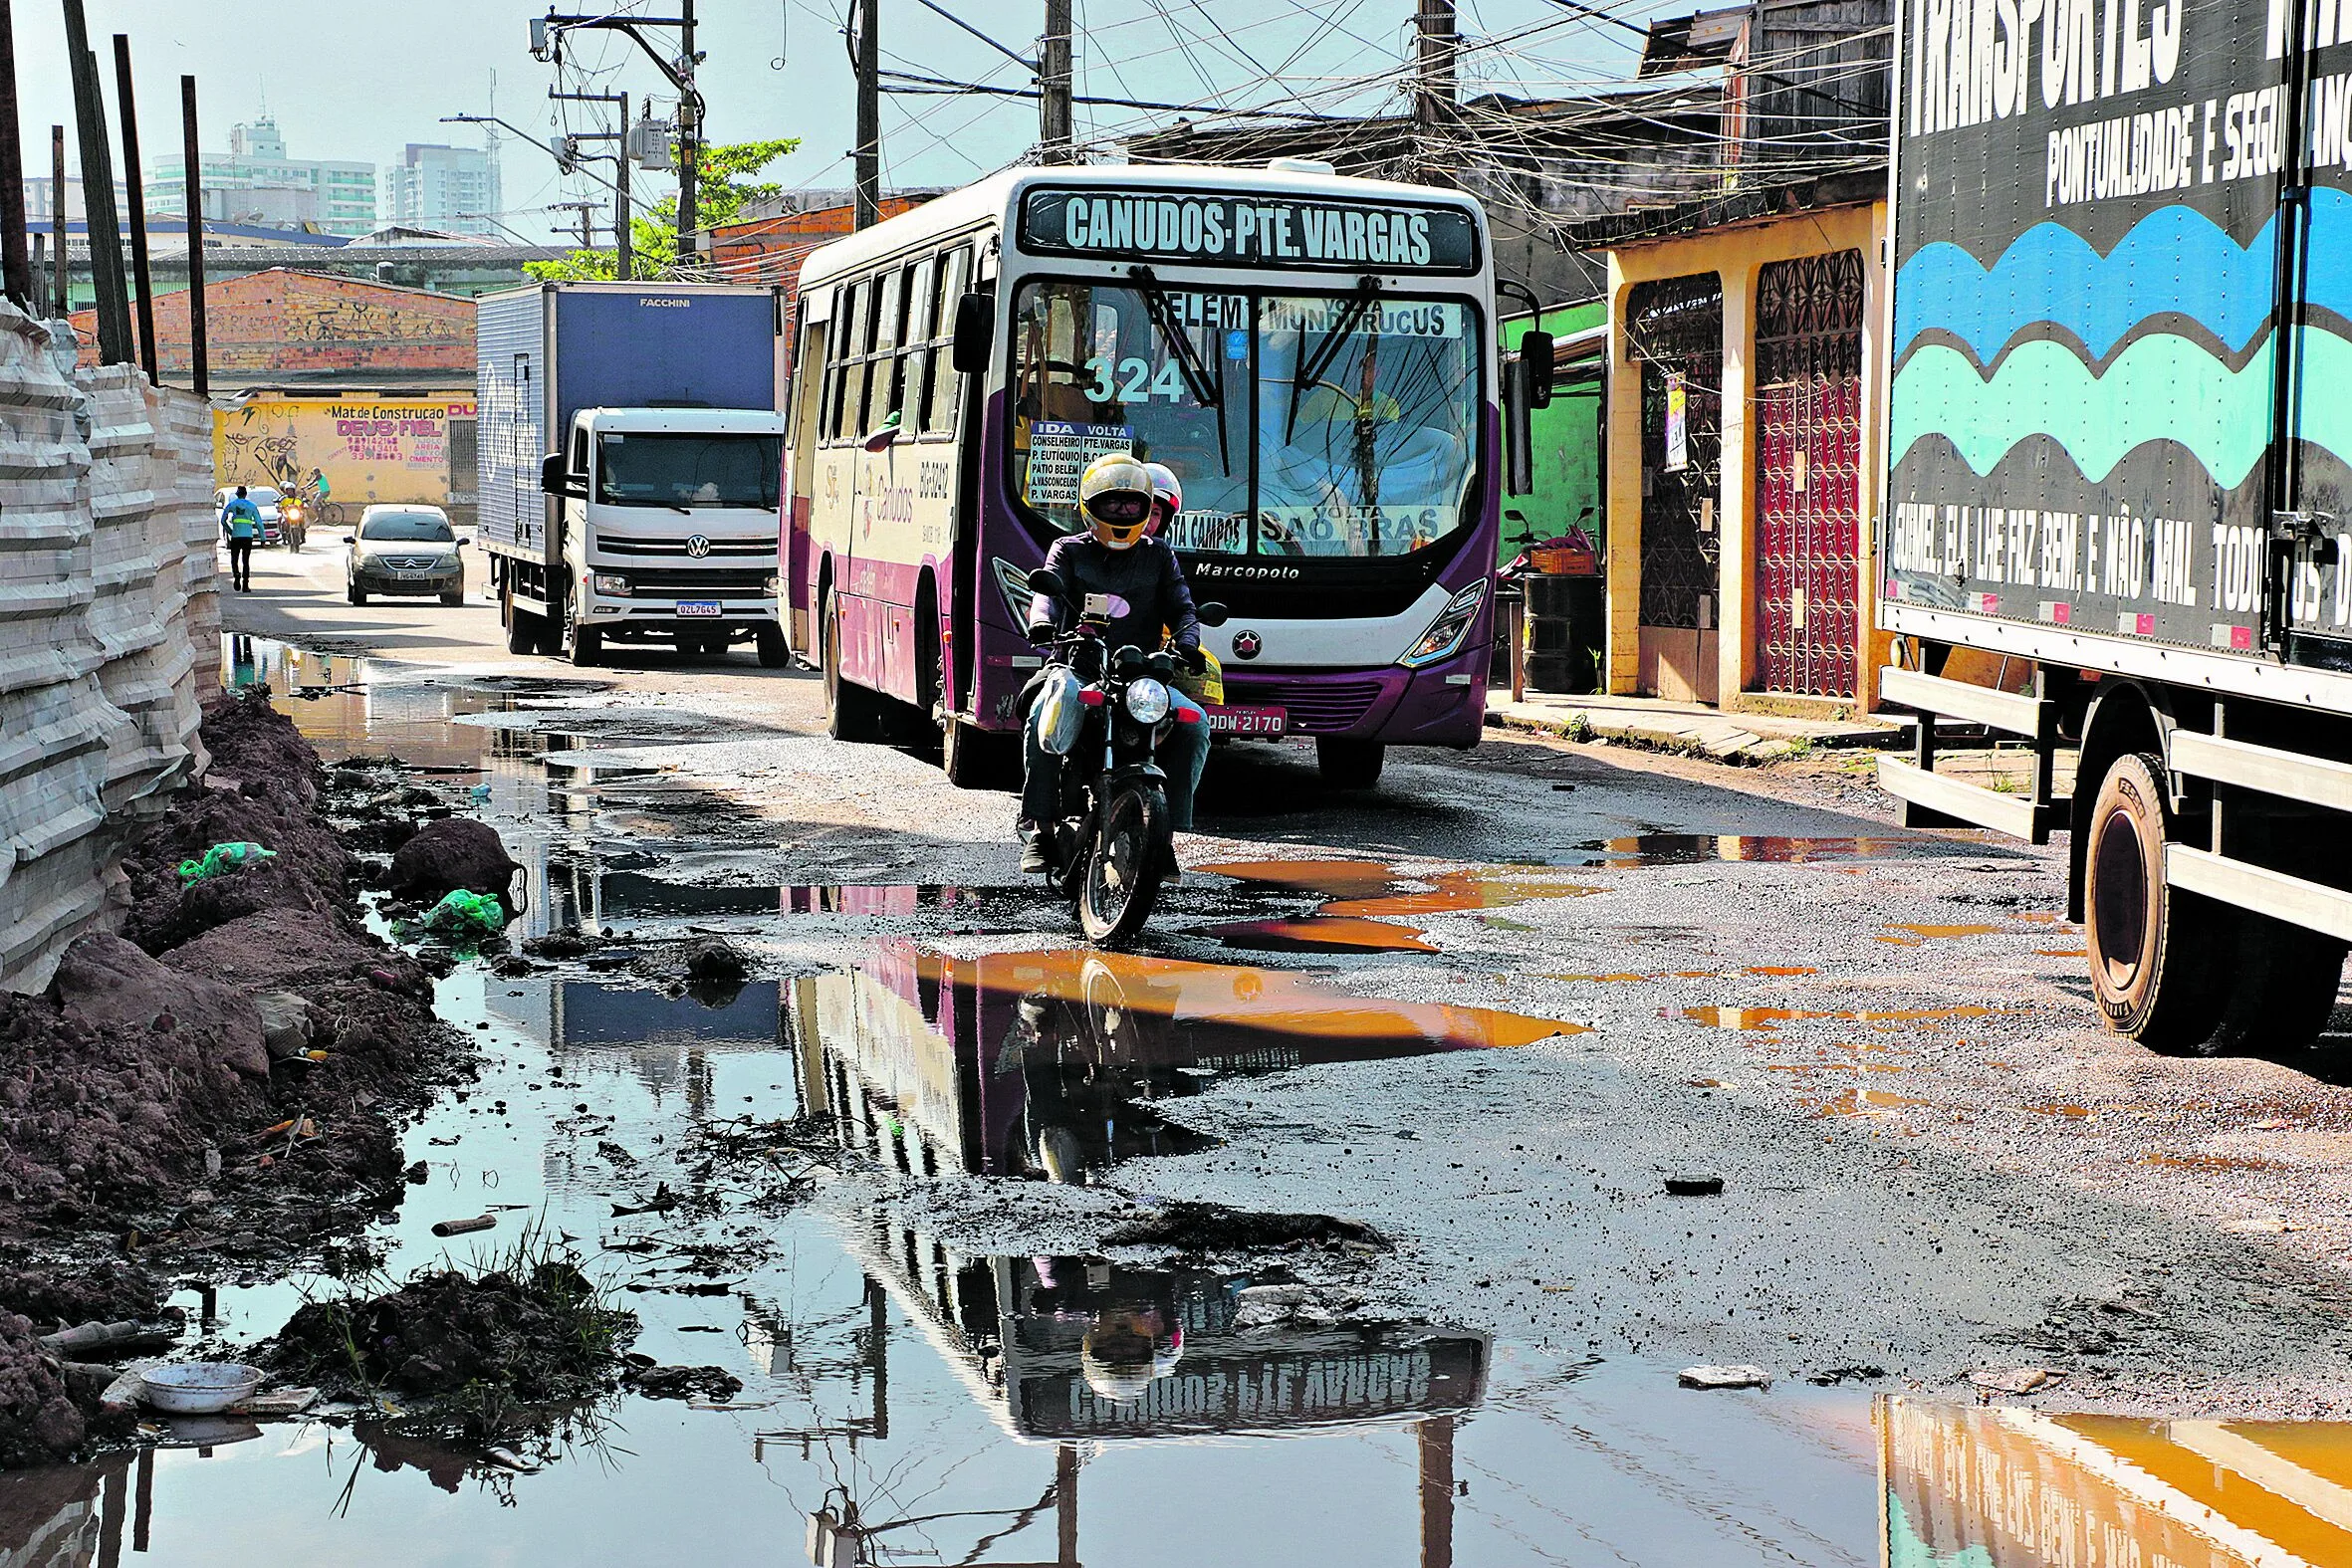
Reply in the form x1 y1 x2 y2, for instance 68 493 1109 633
1025 619 1055 645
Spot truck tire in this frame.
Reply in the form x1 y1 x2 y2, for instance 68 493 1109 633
755 624 790 669
2205 915 2348 1056
2083 751 2229 1050
506 607 538 655
1316 738 1386 789
567 617 603 667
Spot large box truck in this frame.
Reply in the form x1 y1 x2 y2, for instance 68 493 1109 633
476 281 789 666
1880 0 2352 1052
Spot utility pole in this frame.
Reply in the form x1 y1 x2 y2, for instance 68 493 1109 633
852 0 878 228
551 199 598 248
548 88 632 279
180 75 206 396
62 0 128 363
676 0 698 269
113 35 155 381
0 1 31 311
1413 0 1458 186
1039 0 1073 163
48 124 63 317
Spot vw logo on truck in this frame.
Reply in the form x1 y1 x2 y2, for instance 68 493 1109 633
685 535 712 558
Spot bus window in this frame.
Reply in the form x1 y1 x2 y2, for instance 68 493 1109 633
904 256 937 433
1256 295 1478 558
923 247 970 437
881 259 922 430
1007 279 1248 549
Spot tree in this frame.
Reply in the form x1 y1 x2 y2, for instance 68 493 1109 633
526 137 800 282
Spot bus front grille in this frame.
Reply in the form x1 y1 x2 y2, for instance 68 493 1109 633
1222 678 1387 735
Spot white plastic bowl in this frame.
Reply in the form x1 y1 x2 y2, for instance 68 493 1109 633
139 1362 264 1415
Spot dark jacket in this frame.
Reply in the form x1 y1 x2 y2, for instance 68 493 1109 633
1027 534 1200 658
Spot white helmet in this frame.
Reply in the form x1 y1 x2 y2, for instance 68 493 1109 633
1141 461 1182 537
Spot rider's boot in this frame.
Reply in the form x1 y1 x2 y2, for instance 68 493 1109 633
1018 821 1049 874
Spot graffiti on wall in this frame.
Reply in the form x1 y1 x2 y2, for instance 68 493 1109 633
287 296 466 346
214 395 477 509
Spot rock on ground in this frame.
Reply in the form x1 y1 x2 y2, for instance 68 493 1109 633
386 817 520 901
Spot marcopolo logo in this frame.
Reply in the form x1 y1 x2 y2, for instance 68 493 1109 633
1231 630 1263 660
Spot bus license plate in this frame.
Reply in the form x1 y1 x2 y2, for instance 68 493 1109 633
1209 705 1287 737
677 600 723 618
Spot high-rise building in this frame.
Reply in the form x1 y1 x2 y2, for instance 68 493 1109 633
386 143 502 237
146 115 376 237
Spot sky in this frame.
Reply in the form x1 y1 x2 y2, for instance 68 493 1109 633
7 0 1665 244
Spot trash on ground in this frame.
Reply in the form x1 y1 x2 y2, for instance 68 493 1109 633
623 1362 745 1401
1968 1366 2067 1395
1678 1364 1772 1390
139 1362 265 1415
421 889 508 937
430 1214 498 1237
1664 1172 1726 1196
175 841 277 882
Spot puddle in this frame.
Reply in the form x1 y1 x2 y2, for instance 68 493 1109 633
1884 1396 2352 1567
2140 1151 2285 1171
1676 1005 1999 1031
1528 833 1998 868
1804 1088 1933 1117
1200 859 1601 955
796 942 1584 1184
1879 923 2008 945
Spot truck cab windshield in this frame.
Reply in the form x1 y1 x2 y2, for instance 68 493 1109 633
596 433 783 510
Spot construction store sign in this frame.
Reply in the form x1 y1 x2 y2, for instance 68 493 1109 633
215 393 476 509
1019 187 1480 274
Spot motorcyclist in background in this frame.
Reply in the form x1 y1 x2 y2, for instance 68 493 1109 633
1019 453 1210 875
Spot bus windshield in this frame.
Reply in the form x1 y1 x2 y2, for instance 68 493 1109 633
596 432 783 510
1008 280 1479 559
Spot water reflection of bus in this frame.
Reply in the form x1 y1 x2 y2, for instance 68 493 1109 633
787 941 1566 1186
1881 1397 2352 1567
786 165 1502 788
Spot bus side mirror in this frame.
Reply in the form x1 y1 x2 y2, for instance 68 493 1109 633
1505 355 1535 498
540 453 570 495
1519 331 1555 409
951 291 994 374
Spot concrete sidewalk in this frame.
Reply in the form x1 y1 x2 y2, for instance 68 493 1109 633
1486 689 1903 763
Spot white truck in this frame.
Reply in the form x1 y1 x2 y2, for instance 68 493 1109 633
1881 0 2352 1055
476 281 790 666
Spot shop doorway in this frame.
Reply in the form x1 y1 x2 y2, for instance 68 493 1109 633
1627 274 1723 704
1754 250 1866 699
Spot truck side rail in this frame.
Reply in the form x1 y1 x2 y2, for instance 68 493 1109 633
1875 667 2069 845
2166 731 2352 943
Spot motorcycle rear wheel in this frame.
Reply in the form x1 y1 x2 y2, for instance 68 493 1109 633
1077 782 1170 948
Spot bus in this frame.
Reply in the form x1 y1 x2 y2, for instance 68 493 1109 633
783 160 1516 789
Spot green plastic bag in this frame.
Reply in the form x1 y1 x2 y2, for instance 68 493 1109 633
421 889 507 937
176 841 277 882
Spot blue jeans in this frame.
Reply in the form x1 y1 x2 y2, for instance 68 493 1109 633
1022 690 1209 830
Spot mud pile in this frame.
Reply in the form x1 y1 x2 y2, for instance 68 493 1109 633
0 687 466 1468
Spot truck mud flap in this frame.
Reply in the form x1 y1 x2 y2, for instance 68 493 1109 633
1876 667 2069 844
2165 730 2352 942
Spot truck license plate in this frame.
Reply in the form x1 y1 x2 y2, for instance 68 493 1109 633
677 600 723 618
1208 705 1287 737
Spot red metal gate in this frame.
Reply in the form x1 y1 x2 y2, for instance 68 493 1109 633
1755 251 1865 698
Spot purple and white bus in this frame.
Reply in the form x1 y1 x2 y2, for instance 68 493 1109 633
783 160 1502 788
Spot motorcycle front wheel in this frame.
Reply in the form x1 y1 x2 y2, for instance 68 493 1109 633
1077 781 1171 948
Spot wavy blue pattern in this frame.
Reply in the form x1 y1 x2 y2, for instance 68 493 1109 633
1894 189 2352 362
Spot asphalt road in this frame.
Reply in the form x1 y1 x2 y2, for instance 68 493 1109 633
222 541 2352 1418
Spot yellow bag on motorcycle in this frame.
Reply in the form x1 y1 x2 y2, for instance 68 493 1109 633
1171 647 1222 707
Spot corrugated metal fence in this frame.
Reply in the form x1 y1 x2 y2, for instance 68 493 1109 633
0 301 220 992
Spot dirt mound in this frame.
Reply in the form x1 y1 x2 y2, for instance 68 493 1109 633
0 1316 80 1469
387 818 520 901
53 933 271 1079
0 1262 158 1328
270 1263 636 1402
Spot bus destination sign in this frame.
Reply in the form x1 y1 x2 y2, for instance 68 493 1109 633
1019 187 1479 274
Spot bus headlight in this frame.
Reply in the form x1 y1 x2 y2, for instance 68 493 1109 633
1124 677 1171 725
1400 580 1488 668
592 572 631 596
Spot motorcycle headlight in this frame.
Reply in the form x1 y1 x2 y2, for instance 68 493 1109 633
1400 579 1489 668
1124 677 1172 725
591 572 630 596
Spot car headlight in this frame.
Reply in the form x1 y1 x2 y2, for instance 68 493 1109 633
1125 677 1171 725
1400 579 1489 668
992 557 1036 623
592 572 630 596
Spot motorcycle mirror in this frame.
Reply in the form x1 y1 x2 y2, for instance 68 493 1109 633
1195 601 1229 627
1028 565 1067 600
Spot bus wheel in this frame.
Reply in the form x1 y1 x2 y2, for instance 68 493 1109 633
823 611 882 742
1316 738 1386 790
943 716 1009 790
2083 751 2228 1050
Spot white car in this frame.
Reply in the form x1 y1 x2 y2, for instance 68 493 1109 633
347 505 466 606
213 485 283 546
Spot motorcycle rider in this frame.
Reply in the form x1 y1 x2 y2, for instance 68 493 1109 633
1019 452 1208 875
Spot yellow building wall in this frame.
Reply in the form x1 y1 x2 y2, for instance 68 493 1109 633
213 392 476 510
1603 201 1892 714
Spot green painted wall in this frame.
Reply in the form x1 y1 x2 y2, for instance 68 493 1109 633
1502 301 1605 568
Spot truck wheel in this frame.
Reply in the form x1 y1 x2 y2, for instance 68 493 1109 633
2083 751 2229 1050
2205 915 2348 1056
568 618 603 667
755 624 790 669
506 606 538 655
823 610 882 742
1316 738 1386 789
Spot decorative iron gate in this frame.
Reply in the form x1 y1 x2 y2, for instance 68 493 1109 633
1628 275 1723 633
1754 250 1865 698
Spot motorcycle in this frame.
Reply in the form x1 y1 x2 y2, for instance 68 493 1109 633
1026 565 1227 947
278 496 308 552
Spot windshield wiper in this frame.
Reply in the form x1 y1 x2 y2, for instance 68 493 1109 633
1286 276 1381 445
1126 265 1230 471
